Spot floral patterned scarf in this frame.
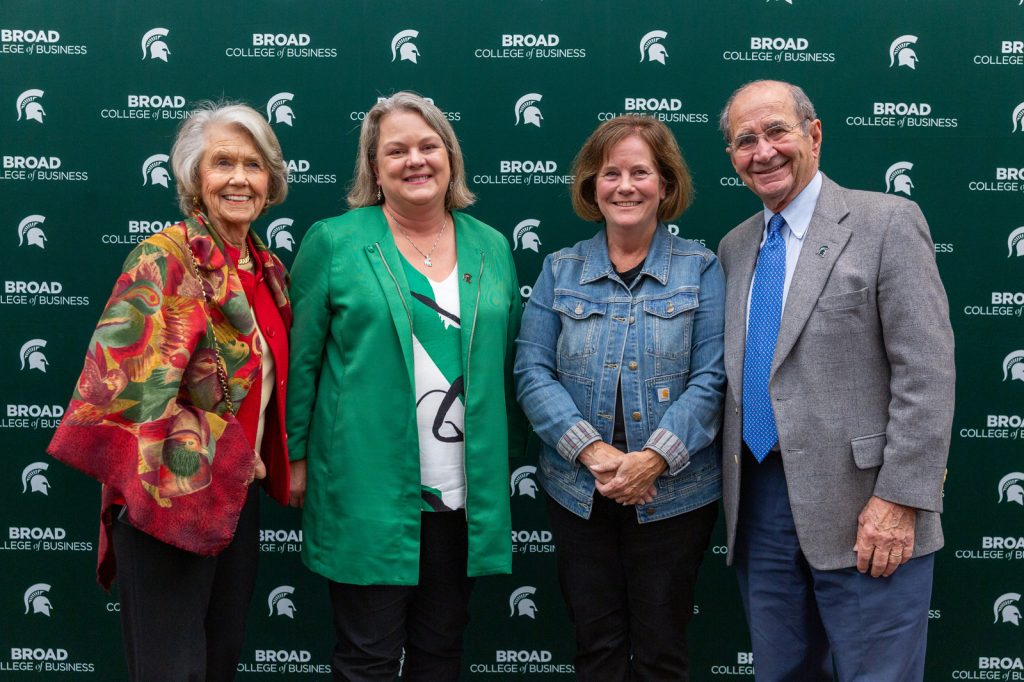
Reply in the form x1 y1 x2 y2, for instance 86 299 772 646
48 213 291 587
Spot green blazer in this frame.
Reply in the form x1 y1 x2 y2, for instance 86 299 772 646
286 206 524 584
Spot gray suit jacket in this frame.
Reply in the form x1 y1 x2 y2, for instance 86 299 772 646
717 173 955 570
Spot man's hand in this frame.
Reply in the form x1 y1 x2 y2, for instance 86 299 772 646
854 495 916 578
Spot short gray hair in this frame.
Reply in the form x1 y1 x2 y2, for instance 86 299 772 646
718 80 817 142
170 101 288 217
347 91 475 210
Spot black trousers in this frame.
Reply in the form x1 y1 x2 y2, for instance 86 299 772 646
328 510 475 682
112 484 260 682
546 493 718 682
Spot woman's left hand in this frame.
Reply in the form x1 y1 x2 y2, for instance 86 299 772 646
252 454 267 481
591 449 667 506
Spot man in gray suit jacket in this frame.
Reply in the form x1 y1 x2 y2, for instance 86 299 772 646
716 80 955 681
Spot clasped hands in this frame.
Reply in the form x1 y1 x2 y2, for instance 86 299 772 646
579 441 667 506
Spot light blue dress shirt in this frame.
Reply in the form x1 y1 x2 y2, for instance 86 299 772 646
745 171 823 328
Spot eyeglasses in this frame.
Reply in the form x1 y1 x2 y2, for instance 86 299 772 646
728 119 808 154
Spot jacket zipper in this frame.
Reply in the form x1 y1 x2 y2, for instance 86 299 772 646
374 242 414 333
464 251 485 399
462 251 485 516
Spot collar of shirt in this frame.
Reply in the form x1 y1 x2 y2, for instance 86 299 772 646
759 171 822 248
745 171 823 327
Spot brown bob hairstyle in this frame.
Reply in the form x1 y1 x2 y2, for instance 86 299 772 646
571 115 693 223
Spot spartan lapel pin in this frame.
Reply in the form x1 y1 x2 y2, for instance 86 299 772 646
817 245 829 257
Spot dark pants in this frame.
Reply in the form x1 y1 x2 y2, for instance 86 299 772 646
735 447 934 681
546 493 718 682
328 510 475 682
112 484 260 682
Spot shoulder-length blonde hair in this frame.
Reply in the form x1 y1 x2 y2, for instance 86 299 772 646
571 115 692 223
347 91 475 210
170 101 288 218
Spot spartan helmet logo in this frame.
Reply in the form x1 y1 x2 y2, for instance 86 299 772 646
268 586 297 618
510 465 538 498
267 218 296 251
142 154 171 187
994 593 1022 626
509 586 538 619
515 93 543 127
18 215 47 249
1003 350 1024 382
998 472 1024 506
21 462 51 495
23 584 52 616
266 92 296 126
391 29 420 63
639 30 668 64
1008 227 1024 258
884 161 914 196
512 220 542 253
16 89 46 124
1012 102 1024 133
20 339 48 372
889 34 919 69
141 27 171 61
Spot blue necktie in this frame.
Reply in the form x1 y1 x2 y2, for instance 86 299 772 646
743 213 786 462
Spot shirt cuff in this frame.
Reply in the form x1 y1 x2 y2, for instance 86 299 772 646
645 428 691 475
556 420 602 462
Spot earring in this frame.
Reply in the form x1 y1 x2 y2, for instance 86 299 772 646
192 195 200 208
377 185 382 203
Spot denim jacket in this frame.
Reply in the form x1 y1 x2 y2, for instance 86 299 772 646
515 225 725 522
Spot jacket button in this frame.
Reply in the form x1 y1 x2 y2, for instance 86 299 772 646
666 302 674 313
575 304 583 315
734 406 739 414
644 507 655 516
629 316 635 324
366 245 375 253
631 411 641 421
266 326 275 337
628 361 638 371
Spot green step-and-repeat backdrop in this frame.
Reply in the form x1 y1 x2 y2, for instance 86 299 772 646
2 1 1022 679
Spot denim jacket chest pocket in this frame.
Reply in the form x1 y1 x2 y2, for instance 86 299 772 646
552 291 606 378
642 289 698 376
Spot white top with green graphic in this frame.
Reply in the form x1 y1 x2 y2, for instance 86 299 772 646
401 257 466 512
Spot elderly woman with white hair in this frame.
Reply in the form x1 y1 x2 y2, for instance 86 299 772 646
48 101 292 681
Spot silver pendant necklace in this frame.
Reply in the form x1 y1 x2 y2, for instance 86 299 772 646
384 205 447 267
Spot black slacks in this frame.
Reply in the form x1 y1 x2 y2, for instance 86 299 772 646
546 493 717 682
328 510 475 682
112 484 260 682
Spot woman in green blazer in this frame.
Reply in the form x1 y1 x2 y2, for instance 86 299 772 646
286 92 523 681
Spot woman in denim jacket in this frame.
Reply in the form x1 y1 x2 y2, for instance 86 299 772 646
515 116 725 681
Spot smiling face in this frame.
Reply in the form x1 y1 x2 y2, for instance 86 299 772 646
595 135 666 237
374 110 451 215
199 124 269 240
727 81 821 213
